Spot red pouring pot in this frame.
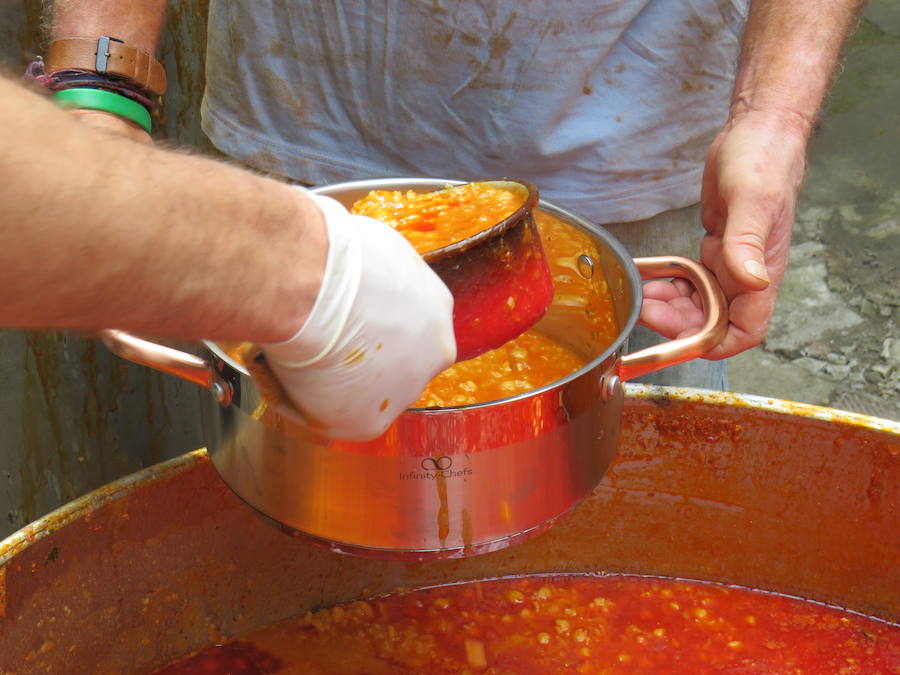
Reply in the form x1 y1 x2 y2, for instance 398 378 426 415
421 179 551 362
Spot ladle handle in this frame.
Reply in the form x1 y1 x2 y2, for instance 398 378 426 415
99 329 232 403
619 256 728 382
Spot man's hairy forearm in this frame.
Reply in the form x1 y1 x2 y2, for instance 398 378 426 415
50 0 167 52
733 0 866 133
0 75 326 343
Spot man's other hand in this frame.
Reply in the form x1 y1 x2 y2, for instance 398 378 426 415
641 109 809 359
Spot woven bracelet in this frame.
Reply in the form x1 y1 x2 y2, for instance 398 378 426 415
24 58 156 112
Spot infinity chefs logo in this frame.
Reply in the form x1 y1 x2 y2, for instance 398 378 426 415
399 455 473 480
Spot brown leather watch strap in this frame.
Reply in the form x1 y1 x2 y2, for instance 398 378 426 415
45 36 167 96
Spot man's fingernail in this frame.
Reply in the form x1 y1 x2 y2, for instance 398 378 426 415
744 260 770 284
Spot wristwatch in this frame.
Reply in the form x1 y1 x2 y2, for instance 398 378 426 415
45 36 167 96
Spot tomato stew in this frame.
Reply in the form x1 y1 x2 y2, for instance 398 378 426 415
350 183 523 255
414 330 585 408
156 574 900 674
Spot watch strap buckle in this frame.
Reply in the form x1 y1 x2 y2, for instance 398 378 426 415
94 35 123 73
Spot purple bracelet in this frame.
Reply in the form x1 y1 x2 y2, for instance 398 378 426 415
24 57 156 112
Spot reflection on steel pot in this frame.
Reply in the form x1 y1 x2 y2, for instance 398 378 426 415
1 390 898 672
100 178 728 559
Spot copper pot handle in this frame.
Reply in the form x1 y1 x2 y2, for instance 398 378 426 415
99 329 232 403
618 256 728 382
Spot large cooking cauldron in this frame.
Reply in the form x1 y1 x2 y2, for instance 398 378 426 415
100 178 727 559
0 389 897 672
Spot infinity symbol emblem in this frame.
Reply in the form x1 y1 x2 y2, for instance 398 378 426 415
421 456 453 471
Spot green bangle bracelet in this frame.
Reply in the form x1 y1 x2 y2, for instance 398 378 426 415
52 88 152 134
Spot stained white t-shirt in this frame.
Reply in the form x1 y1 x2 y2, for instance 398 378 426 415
201 0 748 223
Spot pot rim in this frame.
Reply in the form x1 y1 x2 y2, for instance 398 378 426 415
205 177 643 412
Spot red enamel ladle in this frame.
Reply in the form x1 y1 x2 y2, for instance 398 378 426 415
421 180 553 362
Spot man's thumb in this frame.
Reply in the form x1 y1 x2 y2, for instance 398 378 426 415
722 199 772 291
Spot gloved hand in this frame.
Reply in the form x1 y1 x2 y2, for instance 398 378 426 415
262 191 456 441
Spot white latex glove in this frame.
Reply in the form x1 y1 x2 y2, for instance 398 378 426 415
262 192 456 441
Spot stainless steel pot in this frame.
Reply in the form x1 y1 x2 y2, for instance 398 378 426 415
101 178 727 559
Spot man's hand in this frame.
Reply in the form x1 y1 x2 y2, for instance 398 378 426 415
641 109 809 358
641 0 862 361
69 108 153 143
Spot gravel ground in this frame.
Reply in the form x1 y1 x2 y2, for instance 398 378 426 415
727 1 900 421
